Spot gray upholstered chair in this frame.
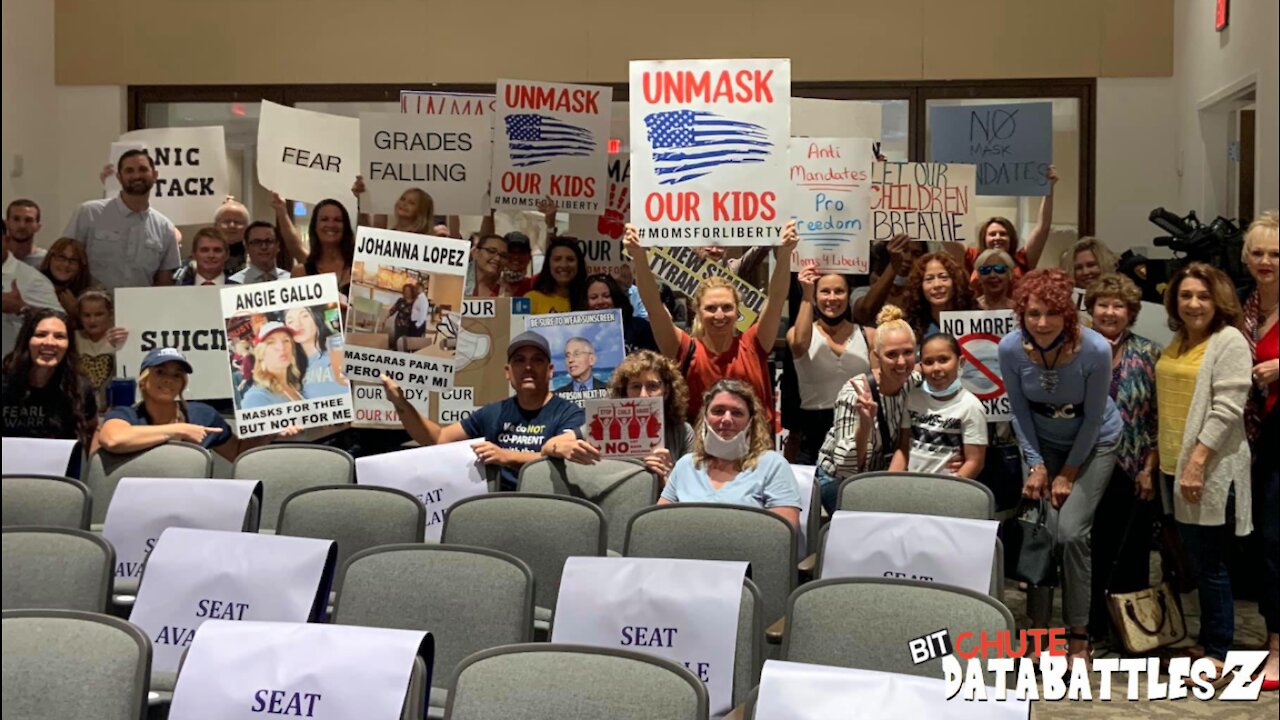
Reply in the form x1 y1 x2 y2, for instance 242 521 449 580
517 457 656 554
232 444 354 532
334 544 535 719
441 494 606 633
84 441 213 528
836 471 995 519
732 578 764 707
1 475 91 529
781 577 1015 679
2 528 113 613
445 644 708 720
276 485 425 570
2 609 151 720
624 504 797 628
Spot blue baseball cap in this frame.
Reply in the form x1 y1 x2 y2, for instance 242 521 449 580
140 347 194 374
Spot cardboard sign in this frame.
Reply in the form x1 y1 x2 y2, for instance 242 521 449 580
939 310 1017 420
102 477 259 581
168 621 432 720
791 98 883 140
129 527 335 674
646 246 763 332
432 297 527 423
220 275 354 438
582 397 664 459
755 660 1031 720
789 137 874 273
930 102 1052 196
524 310 625 406
400 90 495 121
629 59 791 246
349 382 432 430
567 153 631 276
355 442 488 541
551 557 748 717
257 101 359 210
116 286 228 400
869 162 975 243
343 227 469 393
359 111 490 215
0 437 78 476
492 79 612 215
821 511 998 595
103 127 230 225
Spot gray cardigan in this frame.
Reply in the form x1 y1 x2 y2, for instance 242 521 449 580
1169 326 1253 533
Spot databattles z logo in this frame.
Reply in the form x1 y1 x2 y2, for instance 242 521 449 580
907 629 1268 702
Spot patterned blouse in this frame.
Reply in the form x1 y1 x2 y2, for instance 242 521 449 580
1109 332 1161 478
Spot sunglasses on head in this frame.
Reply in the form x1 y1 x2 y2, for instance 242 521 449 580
978 264 1009 276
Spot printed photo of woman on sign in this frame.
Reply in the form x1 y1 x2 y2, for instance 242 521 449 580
225 305 348 409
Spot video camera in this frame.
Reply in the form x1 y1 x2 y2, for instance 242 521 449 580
1122 208 1247 303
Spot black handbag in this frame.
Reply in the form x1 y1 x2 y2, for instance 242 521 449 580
1004 499 1057 587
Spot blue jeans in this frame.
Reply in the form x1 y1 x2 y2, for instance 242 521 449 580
815 465 842 515
1174 477 1236 662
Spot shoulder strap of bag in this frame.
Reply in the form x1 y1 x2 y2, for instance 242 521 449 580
865 374 894 454
678 334 696 377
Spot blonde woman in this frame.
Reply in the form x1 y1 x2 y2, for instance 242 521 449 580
659 379 802 527
241 322 305 409
1060 237 1119 290
351 180 436 234
974 247 1017 311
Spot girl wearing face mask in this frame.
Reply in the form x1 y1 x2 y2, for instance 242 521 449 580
1060 237 1119 290
974 248 1017 311
1 308 97 448
1156 263 1252 684
816 305 919 512
999 268 1122 665
73 290 128 406
788 268 875 465
659 379 802 527
903 252 975 339
584 274 658 353
890 332 987 478
524 237 589 314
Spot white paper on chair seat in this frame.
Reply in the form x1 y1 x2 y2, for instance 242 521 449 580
1 437 78 476
821 511 997 594
789 463 816 558
755 660 1029 720
551 556 747 718
129 527 335 674
168 620 431 720
355 441 487 541
103 477 259 581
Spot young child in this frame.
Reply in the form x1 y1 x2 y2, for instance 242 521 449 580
75 290 129 406
891 332 988 479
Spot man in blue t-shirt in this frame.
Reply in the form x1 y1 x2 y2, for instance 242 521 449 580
382 331 584 489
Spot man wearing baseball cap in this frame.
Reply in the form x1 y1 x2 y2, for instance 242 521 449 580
381 330 584 489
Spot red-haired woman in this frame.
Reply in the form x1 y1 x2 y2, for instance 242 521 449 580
901 251 975 340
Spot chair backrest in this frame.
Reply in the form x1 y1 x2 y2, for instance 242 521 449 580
837 472 995 519
804 479 821 558
84 442 213 525
815 525 1006 599
2 609 151 720
625 504 797 626
444 644 708 720
734 578 764 707
442 494 606 614
334 544 534 695
276 485 425 569
232 444 354 532
2 475 91 529
781 577 1015 679
2 528 114 613
518 458 656 553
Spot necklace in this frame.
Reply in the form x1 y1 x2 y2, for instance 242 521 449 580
1024 331 1067 393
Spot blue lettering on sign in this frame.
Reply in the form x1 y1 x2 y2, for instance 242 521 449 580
251 689 323 717
154 625 197 646
620 625 679 647
681 660 712 682
195 598 252 620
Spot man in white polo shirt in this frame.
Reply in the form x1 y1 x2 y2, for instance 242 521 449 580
2 219 62 356
63 149 180 292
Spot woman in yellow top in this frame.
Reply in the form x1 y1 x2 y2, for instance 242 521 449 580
522 236 587 314
1155 262 1252 682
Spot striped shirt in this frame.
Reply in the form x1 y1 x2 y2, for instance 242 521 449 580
817 372 916 480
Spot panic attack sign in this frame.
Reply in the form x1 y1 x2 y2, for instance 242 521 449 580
492 79 611 215
940 310 1016 420
629 59 791 246
105 126 229 225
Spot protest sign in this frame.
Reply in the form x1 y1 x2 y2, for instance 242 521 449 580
646 246 763 332
257 100 359 211
492 79 612 215
103 127 229 225
342 227 468 394
552 557 748 717
821 511 998 595
429 297 527 423
870 161 975 243
789 137 874 273
630 59 791 246
359 112 490 215
524 309 624 405
401 90 495 120
0 438 78 476
567 152 631 276
169 621 432 720
791 98 882 140
582 397 664 459
939 310 1017 420
356 442 488 541
930 102 1052 196
350 382 432 429
220 275 353 438
116 286 228 400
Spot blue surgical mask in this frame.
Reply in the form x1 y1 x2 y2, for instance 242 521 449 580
923 376 963 398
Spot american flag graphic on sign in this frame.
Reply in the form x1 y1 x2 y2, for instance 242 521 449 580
504 113 597 167
644 110 773 185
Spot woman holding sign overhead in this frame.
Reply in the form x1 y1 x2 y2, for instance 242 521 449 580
957 165 1058 281
351 178 436 235
276 196 355 293
626 222 800 429
523 236 589 314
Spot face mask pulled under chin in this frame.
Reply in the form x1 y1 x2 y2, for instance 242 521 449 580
702 424 750 461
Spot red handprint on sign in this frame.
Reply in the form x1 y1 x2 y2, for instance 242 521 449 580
597 181 630 239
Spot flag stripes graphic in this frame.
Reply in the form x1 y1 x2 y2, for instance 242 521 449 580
504 113 596 167
644 110 773 185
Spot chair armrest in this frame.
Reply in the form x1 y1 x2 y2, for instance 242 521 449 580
722 703 748 720
797 552 817 580
766 616 785 645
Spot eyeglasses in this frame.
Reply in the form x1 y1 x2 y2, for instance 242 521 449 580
565 350 594 359
52 254 82 266
247 239 278 247
978 264 1009 276
477 246 510 261
627 381 665 394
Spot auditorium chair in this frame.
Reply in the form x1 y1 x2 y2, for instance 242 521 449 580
84 441 213 529
517 457 656 554
813 523 1006 600
2 528 114 613
836 471 996 519
276 485 425 570
231 444 354 533
1 475 92 530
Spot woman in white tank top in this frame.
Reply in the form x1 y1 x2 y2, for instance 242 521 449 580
786 268 876 463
